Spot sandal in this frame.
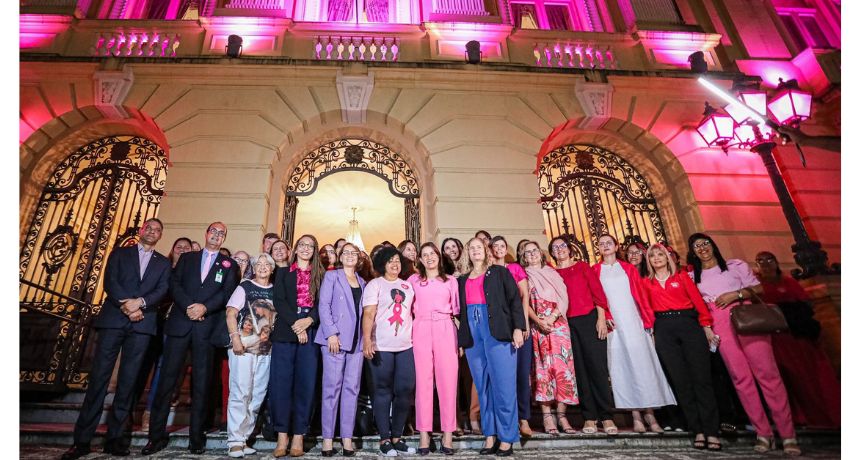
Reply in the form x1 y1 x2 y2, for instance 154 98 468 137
643 413 664 434
602 419 618 436
557 415 576 434
783 438 802 456
753 436 775 453
519 419 533 437
542 414 559 436
632 418 646 434
706 437 722 451
692 435 706 450
581 420 598 435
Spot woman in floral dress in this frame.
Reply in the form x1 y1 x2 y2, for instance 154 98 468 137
519 241 578 435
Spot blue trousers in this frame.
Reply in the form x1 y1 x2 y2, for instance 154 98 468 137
464 304 520 444
516 336 533 421
268 332 320 435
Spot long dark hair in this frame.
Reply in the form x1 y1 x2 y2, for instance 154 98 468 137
624 241 648 278
170 237 192 267
288 234 325 300
441 238 463 275
416 242 449 282
686 232 728 284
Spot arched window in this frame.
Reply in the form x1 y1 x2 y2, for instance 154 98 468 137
20 135 168 390
297 0 420 23
538 144 668 263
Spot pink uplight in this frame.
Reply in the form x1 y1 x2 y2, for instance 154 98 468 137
768 79 813 126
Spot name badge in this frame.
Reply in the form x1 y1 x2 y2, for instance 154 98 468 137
215 269 224 284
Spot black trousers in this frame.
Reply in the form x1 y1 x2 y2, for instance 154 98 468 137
268 337 320 435
516 336 533 421
653 310 719 437
73 326 151 446
148 328 214 447
369 348 416 440
568 310 613 421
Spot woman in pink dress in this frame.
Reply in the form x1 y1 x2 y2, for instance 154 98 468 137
519 241 578 435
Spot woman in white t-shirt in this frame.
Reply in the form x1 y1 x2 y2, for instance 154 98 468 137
361 246 416 457
224 253 276 458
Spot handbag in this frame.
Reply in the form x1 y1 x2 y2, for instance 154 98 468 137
730 291 789 335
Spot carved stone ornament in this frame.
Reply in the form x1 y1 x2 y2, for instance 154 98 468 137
93 67 134 119
574 81 614 130
336 71 374 124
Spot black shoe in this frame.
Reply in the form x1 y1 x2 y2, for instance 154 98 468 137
141 439 169 455
418 447 430 456
342 449 356 457
60 444 91 460
479 440 499 455
103 439 130 457
441 446 455 456
380 441 397 457
392 440 416 455
321 449 336 457
495 446 513 457
189 445 206 455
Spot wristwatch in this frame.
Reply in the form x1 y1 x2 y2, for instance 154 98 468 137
737 290 744 300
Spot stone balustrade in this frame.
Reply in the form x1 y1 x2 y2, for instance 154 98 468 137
91 31 181 57
224 0 286 8
432 0 489 16
313 36 400 61
533 41 617 69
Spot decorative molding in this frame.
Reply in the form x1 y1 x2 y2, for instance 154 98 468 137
574 81 613 130
93 67 134 119
336 71 374 124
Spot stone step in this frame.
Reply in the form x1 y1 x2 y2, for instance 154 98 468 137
20 423 840 452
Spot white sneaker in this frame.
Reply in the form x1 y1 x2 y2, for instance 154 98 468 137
228 445 245 458
243 445 257 455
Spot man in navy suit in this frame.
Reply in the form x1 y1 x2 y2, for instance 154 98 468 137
143 221 239 455
61 218 172 460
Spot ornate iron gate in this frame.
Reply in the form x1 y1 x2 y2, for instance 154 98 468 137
19 135 168 391
283 139 420 244
538 144 667 263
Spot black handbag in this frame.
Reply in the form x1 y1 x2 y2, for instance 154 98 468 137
777 300 822 340
730 292 789 335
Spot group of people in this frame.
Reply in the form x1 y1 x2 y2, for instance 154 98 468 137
61 220 840 460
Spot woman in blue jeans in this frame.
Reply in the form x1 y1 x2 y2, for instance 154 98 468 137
457 237 526 457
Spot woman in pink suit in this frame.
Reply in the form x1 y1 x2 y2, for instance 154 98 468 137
314 243 366 457
409 242 459 455
687 234 800 456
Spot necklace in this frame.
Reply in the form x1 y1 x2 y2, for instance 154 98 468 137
655 272 671 282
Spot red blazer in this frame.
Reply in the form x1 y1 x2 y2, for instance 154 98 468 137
592 260 654 329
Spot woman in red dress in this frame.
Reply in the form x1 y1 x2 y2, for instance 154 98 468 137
754 251 840 429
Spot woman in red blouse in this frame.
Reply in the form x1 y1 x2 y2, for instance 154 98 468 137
643 243 720 450
755 251 840 429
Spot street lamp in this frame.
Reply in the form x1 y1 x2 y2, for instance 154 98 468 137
696 77 835 279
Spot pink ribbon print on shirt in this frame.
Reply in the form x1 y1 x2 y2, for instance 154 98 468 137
388 288 406 336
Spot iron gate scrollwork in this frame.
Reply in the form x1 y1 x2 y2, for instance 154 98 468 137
19 135 168 391
283 139 420 244
538 144 667 263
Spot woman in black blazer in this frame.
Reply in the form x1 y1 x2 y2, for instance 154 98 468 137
457 237 526 457
270 234 325 458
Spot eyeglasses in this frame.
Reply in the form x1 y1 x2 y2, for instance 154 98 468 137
341 250 359 257
627 250 643 257
296 242 314 250
523 249 540 256
550 243 567 251
755 257 776 264
597 241 614 248
253 262 272 268
693 241 712 250
235 259 249 264
208 229 226 237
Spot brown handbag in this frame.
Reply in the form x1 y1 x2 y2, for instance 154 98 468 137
730 291 789 335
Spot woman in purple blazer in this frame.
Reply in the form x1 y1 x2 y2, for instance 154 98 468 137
314 242 367 457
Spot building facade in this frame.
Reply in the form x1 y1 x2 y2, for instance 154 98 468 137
20 0 840 389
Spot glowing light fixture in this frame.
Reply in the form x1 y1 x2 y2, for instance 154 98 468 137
697 77 767 125
696 102 735 151
346 207 366 252
767 78 812 127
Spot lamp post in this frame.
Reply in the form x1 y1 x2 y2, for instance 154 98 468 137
696 78 836 279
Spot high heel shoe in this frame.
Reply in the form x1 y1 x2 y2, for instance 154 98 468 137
542 413 559 436
441 446 455 456
632 418 647 434
495 445 514 457
321 449 336 457
479 440 499 455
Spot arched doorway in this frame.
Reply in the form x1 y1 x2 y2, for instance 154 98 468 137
19 135 168 391
538 143 668 263
282 138 420 246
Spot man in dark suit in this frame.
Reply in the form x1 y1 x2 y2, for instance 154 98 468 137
61 218 172 460
143 221 239 455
